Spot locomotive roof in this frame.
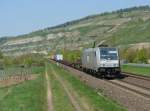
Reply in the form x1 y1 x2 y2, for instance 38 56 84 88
84 47 117 50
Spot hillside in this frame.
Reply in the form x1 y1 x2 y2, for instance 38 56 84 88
0 6 150 56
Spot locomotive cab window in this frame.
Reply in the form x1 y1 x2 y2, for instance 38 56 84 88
100 48 118 60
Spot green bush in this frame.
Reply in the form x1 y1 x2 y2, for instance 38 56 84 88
1 53 45 68
121 48 149 63
50 49 82 63
122 49 137 63
3 56 14 67
134 48 148 63
62 50 81 63
0 51 3 59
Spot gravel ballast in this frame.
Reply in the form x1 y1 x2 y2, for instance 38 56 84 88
59 63 150 111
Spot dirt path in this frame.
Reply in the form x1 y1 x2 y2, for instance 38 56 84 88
65 83 94 111
50 65 84 111
45 68 53 111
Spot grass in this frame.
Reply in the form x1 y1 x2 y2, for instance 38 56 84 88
0 66 47 111
50 62 126 111
31 66 45 74
122 65 150 76
46 63 75 111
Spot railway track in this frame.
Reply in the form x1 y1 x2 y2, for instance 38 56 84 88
70 64 150 96
122 72 150 81
120 72 150 91
50 60 150 111
53 60 150 98
107 79 150 98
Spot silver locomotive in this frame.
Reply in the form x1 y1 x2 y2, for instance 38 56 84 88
81 47 121 77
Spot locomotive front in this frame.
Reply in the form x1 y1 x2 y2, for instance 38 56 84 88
98 47 121 75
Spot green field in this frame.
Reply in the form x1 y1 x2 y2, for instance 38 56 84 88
0 67 47 111
122 65 150 76
46 63 75 111
2 62 150 111
50 62 126 111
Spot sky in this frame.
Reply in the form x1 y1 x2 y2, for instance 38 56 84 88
0 0 150 37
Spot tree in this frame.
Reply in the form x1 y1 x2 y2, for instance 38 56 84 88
123 49 137 63
3 57 13 67
0 51 3 59
134 48 148 63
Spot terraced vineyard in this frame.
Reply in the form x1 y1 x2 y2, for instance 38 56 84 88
1 6 150 56
0 68 32 80
0 66 47 111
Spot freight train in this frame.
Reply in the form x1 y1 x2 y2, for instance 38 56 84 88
52 46 121 78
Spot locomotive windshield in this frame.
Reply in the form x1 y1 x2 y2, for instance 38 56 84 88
100 48 118 60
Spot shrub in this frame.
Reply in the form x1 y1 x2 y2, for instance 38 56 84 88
0 51 3 59
121 48 149 63
123 49 137 63
62 50 81 63
134 48 148 63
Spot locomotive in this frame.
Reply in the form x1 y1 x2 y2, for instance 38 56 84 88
81 47 121 77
